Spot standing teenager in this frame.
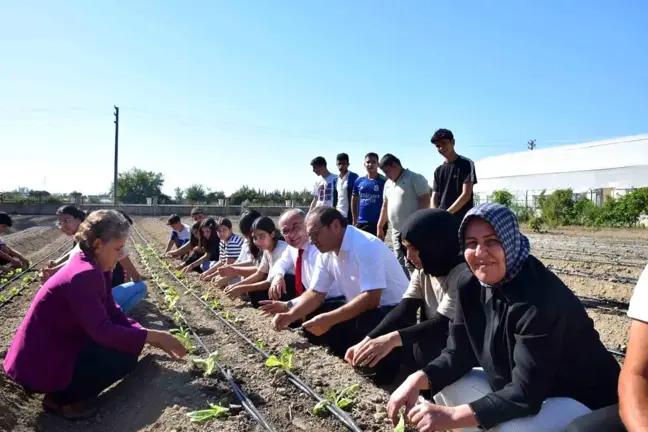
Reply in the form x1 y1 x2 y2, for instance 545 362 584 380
309 156 338 211
335 153 359 224
431 128 478 222
351 152 387 236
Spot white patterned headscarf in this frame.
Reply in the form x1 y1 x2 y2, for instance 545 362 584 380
459 203 530 288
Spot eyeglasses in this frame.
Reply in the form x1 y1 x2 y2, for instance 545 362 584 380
307 225 326 239
281 222 303 236
55 218 74 228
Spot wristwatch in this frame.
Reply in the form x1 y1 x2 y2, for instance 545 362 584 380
286 300 295 309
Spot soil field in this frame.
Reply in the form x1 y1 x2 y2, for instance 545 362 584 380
0 215 645 431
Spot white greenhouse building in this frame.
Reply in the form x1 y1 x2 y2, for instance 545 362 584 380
473 134 648 207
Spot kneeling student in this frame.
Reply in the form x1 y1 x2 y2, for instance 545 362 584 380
165 214 191 254
0 212 30 271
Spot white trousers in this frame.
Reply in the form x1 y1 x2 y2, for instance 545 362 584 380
432 368 592 432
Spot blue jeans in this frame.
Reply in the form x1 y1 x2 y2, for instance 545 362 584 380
200 261 218 272
112 281 147 314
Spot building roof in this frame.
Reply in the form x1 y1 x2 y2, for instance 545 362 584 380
474 134 648 193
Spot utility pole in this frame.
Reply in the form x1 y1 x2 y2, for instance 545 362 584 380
527 139 536 150
113 106 119 206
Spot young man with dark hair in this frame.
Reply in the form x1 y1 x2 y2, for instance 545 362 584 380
430 128 477 222
190 207 206 223
351 152 387 236
334 153 359 224
309 156 338 212
377 154 431 277
165 214 191 253
0 213 29 271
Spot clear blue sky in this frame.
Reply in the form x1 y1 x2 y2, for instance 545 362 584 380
2 1 647 196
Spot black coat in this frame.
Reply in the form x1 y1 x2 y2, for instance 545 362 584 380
424 256 620 429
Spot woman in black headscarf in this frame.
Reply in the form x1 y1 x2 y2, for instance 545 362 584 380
344 209 467 383
387 203 620 432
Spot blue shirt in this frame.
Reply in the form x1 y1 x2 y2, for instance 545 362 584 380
352 175 386 224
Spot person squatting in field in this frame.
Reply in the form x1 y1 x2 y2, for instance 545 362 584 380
0 212 30 271
161 207 208 260
198 217 243 282
3 210 187 420
164 220 202 268
387 203 620 432
164 214 191 253
42 205 147 314
179 217 220 273
269 207 409 384
223 216 291 306
344 208 466 387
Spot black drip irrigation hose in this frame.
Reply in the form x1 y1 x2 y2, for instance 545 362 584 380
547 266 639 285
131 236 277 432
577 295 630 313
131 224 363 432
0 238 72 293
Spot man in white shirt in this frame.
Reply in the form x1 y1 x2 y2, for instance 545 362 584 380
271 207 409 368
258 208 341 315
309 156 338 211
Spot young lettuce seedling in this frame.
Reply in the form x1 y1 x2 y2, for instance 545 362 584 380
186 403 229 423
265 347 293 370
313 384 360 416
174 270 185 279
8 287 19 297
170 326 194 353
0 295 7 303
255 341 264 350
191 351 222 377
393 411 405 432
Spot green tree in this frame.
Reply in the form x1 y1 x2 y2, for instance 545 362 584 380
174 187 184 203
185 184 207 203
490 190 515 208
110 168 164 204
206 190 226 203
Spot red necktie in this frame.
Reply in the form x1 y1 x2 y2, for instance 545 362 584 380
295 248 304 296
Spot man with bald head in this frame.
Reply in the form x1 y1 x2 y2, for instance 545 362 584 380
270 207 408 381
258 208 342 315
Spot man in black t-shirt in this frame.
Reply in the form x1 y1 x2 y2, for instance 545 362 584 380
430 128 477 222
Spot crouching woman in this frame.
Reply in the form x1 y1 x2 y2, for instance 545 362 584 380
387 203 620 432
3 210 187 419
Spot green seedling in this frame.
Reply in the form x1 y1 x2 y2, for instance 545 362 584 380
265 347 293 370
159 282 169 289
313 384 360 416
255 341 264 350
174 270 185 279
1 278 7 285
172 309 183 325
162 262 171 270
394 411 405 432
15 268 23 274
5 271 14 278
170 326 194 352
191 351 222 377
186 403 229 423
0 295 7 303
8 287 20 297
208 299 222 310
201 292 210 301
223 310 242 326
22 275 34 284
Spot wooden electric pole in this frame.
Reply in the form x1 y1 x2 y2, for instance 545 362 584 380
113 106 119 206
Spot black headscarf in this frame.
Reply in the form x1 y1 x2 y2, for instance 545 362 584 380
400 209 462 276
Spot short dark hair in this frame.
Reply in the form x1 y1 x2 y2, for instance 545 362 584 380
364 152 379 160
379 153 401 169
431 128 454 144
309 206 348 228
167 214 181 225
336 153 349 162
57 205 86 221
0 212 12 227
310 156 327 167
218 217 233 230
190 207 204 216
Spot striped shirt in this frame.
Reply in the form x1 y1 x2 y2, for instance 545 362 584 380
219 234 244 264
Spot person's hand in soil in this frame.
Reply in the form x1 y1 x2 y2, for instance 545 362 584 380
224 284 246 300
146 329 188 359
269 275 286 300
408 401 477 432
387 370 430 425
258 300 289 316
271 312 295 331
302 313 334 336
182 264 196 274
351 332 402 368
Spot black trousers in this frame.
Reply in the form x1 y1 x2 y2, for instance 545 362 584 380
49 342 138 405
248 273 300 308
304 299 397 385
563 404 626 432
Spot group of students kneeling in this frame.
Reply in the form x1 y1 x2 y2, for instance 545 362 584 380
2 204 646 431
